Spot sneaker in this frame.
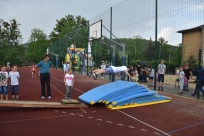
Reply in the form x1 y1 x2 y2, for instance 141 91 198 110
47 96 52 99
92 72 97 80
88 71 92 77
66 97 71 100
191 94 195 96
178 92 183 95
41 96 45 99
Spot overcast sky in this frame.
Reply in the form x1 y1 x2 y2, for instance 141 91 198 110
0 0 124 43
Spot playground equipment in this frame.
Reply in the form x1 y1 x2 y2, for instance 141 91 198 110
79 80 171 110
65 44 93 70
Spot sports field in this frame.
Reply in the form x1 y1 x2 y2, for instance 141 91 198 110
0 67 204 136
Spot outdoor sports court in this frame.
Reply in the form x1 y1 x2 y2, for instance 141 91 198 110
0 67 204 136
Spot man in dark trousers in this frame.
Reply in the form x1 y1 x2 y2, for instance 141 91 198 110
35 55 53 99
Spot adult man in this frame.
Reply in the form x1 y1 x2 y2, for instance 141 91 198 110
158 59 166 91
35 55 53 99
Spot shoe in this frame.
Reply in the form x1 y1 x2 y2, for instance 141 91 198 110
66 97 71 100
88 71 92 77
178 92 183 95
41 96 45 99
92 72 97 80
47 96 52 99
191 94 195 96
158 87 161 91
161 87 164 91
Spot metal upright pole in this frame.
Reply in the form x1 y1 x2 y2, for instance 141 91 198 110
121 44 126 81
87 21 89 75
73 28 76 72
197 49 201 99
154 0 158 90
110 7 113 81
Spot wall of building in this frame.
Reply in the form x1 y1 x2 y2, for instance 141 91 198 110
182 30 202 63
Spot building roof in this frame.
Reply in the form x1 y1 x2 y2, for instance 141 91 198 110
177 24 204 33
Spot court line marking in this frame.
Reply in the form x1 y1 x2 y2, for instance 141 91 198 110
159 91 204 102
160 121 204 136
0 112 86 124
50 82 87 114
118 110 171 136
107 121 112 123
51 76 84 93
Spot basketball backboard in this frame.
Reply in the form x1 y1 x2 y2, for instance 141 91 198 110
89 20 102 41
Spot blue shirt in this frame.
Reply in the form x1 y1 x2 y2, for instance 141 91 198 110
194 67 204 81
36 60 53 74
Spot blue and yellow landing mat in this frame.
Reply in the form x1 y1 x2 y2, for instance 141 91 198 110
79 80 171 110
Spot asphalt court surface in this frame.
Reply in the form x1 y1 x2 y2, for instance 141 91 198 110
0 68 204 136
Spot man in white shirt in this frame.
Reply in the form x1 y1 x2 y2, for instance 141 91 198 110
157 59 166 91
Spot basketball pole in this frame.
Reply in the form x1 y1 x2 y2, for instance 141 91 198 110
154 0 158 90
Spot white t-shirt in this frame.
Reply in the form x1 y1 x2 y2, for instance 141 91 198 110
9 71 20 85
0 71 8 86
65 74 74 86
158 64 166 74
179 71 184 81
66 64 70 70
149 69 155 77
111 66 127 73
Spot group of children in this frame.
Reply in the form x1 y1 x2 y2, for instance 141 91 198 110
0 65 20 100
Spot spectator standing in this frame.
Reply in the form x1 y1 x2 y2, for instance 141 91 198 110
0 66 9 100
35 55 53 99
157 59 166 91
9 65 20 100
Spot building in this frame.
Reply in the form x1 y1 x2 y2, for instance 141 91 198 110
177 24 204 64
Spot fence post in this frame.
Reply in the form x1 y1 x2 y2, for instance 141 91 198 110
197 49 201 99
154 0 158 90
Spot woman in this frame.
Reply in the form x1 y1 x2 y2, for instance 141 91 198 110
183 63 193 80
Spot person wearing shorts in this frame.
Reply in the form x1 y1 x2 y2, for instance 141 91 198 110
9 65 20 100
31 64 36 78
157 59 166 91
149 66 155 87
89 65 133 80
0 66 9 100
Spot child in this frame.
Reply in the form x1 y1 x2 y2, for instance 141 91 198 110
62 62 67 74
149 66 155 86
178 66 184 95
183 76 188 92
82 65 86 77
31 64 36 78
89 65 133 80
66 62 70 72
9 65 20 100
64 69 74 99
0 66 9 100
157 59 166 91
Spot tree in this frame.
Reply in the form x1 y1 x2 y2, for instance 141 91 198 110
144 38 154 61
0 19 22 46
49 15 88 48
186 55 197 72
26 28 50 63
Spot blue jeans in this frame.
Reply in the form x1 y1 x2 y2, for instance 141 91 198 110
0 86 8 94
192 81 204 95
